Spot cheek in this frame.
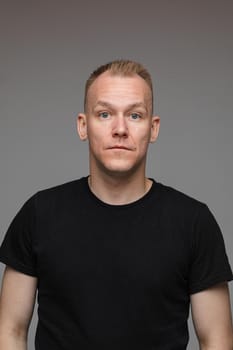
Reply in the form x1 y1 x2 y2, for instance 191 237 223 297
87 124 104 140
133 127 152 146
87 124 110 150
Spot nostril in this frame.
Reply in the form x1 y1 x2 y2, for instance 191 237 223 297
112 122 128 137
113 130 128 137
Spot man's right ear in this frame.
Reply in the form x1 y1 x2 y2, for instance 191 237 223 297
77 113 88 141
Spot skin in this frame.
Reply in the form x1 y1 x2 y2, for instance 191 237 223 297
191 282 233 349
77 71 160 205
0 267 37 350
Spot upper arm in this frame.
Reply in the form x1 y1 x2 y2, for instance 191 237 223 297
191 282 233 348
0 266 37 338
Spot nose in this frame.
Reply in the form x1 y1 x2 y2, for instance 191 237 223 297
112 115 128 138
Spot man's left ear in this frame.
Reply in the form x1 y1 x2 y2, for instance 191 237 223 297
150 116 160 143
77 113 88 141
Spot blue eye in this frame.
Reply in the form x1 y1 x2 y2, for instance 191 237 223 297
99 112 109 119
131 113 141 120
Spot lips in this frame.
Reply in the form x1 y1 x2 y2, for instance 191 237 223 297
109 145 131 150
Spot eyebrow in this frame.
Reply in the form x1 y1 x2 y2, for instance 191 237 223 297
93 100 149 112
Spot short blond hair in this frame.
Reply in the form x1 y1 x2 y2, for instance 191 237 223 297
84 59 154 112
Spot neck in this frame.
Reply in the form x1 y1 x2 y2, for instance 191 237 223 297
88 172 152 205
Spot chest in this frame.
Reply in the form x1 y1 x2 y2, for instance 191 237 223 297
35 206 191 296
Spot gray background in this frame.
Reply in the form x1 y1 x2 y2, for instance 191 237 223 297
0 0 232 348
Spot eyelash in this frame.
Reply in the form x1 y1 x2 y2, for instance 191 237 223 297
97 111 143 120
98 111 109 119
130 113 142 120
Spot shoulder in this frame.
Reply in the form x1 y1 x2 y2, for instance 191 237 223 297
25 177 88 214
35 177 87 199
155 180 206 211
151 180 213 232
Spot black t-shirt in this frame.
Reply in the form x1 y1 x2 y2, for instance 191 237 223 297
0 177 232 349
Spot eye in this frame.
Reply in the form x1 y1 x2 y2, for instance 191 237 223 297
99 111 109 119
130 113 141 120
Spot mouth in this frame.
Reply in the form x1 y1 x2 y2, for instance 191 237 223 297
109 146 131 150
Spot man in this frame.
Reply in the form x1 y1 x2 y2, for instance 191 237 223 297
0 59 232 349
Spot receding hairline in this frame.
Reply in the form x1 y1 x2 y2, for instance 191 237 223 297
84 59 154 113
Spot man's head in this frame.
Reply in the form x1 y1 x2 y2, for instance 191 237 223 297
84 59 154 114
78 59 160 178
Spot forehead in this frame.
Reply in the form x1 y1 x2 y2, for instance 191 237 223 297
87 71 152 108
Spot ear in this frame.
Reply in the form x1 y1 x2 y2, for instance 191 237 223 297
77 113 88 141
150 116 160 143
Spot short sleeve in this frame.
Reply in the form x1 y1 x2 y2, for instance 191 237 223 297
189 203 233 294
0 194 37 276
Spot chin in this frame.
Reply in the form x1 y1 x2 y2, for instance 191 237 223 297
104 169 135 178
101 160 144 177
